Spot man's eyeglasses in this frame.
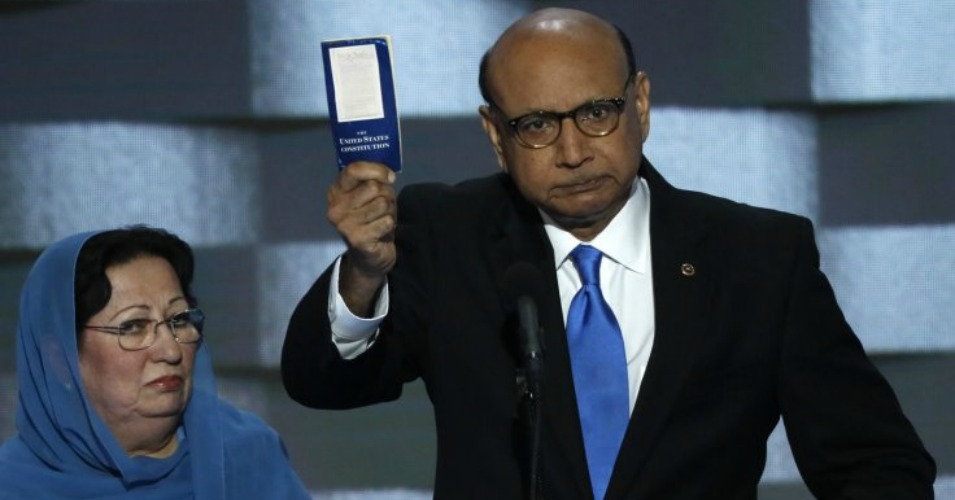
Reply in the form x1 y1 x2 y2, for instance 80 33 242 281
494 74 634 149
85 308 205 351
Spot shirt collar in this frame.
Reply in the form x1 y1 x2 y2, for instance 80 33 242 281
542 176 651 274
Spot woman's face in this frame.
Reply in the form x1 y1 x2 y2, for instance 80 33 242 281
78 255 196 449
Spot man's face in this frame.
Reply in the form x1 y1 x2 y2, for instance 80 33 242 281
480 27 650 240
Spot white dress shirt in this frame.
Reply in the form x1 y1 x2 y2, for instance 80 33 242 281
328 178 656 414
542 177 655 414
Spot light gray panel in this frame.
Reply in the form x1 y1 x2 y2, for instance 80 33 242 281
819 224 955 352
811 0 955 102
644 108 818 221
249 0 531 117
0 123 260 248
256 241 346 366
761 422 799 483
938 476 955 499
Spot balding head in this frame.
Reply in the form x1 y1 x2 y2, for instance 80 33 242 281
478 8 636 106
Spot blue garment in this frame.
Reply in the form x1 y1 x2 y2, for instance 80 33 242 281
0 231 311 499
566 245 629 500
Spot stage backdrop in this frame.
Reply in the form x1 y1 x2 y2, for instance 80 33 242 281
1 1 953 498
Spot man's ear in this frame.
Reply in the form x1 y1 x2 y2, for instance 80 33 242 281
479 104 509 173
634 71 651 143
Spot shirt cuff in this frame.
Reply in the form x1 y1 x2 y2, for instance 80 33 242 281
327 255 389 359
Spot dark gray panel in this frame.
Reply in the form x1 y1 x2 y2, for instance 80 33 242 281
538 0 812 105
872 353 955 476
399 117 500 186
0 251 38 369
0 1 251 120
192 246 259 367
260 376 436 491
819 104 955 226
258 122 339 242
258 117 499 243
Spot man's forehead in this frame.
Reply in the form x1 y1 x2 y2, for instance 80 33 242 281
489 37 624 95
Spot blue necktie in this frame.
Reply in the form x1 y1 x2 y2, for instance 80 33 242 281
566 245 629 500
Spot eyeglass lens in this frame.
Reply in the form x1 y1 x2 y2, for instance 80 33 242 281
118 309 204 350
514 100 622 147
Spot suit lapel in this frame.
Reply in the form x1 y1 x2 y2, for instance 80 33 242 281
608 161 716 499
486 174 594 498
486 164 716 499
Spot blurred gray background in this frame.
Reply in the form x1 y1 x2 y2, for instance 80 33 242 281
1 1 953 498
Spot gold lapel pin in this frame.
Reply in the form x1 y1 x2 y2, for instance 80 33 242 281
680 263 696 277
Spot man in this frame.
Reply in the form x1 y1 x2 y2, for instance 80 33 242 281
282 8 935 499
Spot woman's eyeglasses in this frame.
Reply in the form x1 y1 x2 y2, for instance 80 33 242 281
85 308 205 351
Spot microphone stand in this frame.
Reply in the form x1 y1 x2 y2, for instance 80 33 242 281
516 292 544 500
506 269 546 500
524 357 543 500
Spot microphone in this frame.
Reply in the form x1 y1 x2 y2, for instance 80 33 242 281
503 262 546 499
517 296 543 368
503 262 545 399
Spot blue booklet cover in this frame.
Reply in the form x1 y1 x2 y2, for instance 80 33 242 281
321 35 402 172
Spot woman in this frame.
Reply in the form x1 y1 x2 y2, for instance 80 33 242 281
0 227 311 499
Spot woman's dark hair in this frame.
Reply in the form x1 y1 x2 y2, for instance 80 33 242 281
74 226 196 337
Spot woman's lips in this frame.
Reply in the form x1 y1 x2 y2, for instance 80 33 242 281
147 375 183 391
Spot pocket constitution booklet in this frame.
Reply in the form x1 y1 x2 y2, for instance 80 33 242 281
321 35 402 172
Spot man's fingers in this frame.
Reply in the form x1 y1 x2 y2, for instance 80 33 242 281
326 161 398 278
336 161 396 192
337 208 396 246
327 181 396 227
328 163 396 217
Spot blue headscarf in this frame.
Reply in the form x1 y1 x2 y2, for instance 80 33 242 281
0 231 312 499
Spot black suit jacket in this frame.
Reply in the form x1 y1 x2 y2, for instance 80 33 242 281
282 159 935 499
